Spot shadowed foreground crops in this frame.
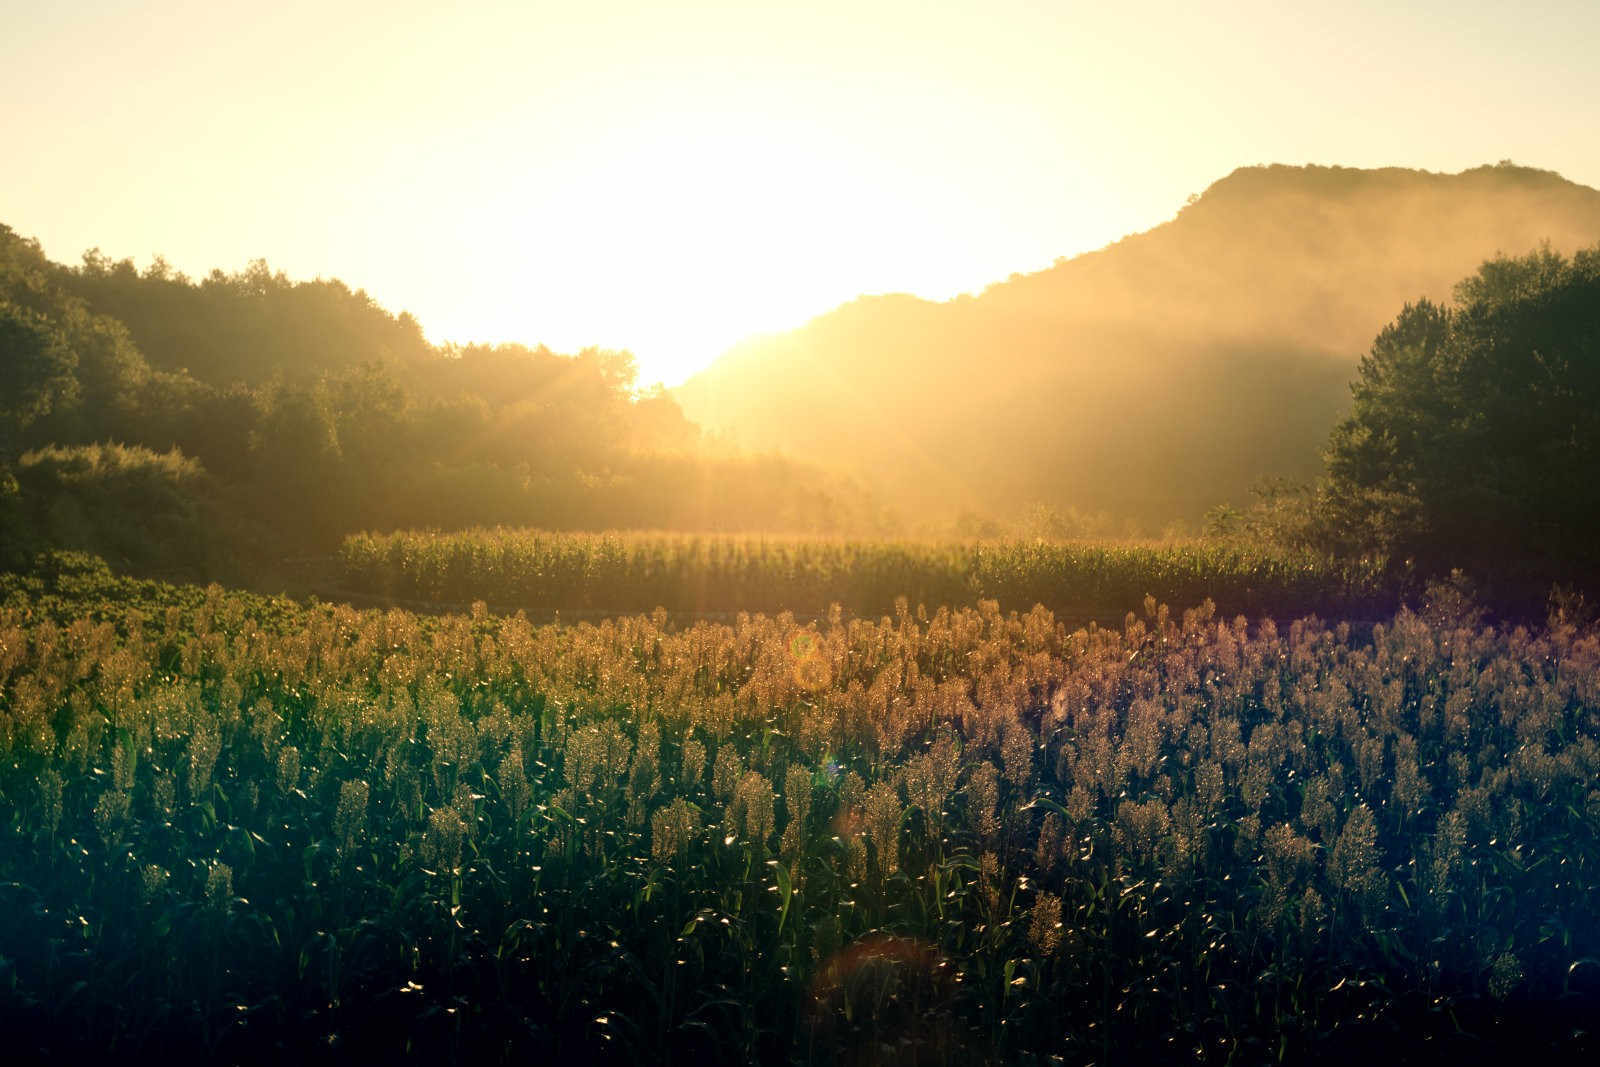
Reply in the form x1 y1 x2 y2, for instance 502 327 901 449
2 569 1598 1063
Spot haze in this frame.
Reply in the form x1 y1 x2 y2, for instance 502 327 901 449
6 0 1600 386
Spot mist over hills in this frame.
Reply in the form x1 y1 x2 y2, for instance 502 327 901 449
675 163 1600 531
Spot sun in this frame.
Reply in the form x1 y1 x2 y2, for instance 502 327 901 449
444 114 968 388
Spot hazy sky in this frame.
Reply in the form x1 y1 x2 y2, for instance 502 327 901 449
6 0 1598 385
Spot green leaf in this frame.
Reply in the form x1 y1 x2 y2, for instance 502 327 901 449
774 861 793 935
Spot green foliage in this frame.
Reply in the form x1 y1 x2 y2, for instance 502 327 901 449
0 465 24 569
2 576 1598 1061
1322 244 1600 595
0 301 79 454
1205 477 1322 546
6 444 216 576
0 227 159 455
65 251 434 387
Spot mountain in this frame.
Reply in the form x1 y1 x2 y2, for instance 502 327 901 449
674 163 1600 530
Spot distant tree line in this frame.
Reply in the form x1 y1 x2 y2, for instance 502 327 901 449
0 225 887 579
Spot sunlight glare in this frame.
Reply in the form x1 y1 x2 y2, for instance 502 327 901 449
458 117 980 386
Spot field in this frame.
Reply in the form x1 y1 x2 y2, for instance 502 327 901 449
3 554 1597 1063
338 529 1396 623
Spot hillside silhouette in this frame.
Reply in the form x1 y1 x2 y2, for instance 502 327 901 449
674 163 1600 530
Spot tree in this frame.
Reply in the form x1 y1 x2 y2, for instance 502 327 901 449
249 383 343 543
0 301 78 458
1321 244 1600 586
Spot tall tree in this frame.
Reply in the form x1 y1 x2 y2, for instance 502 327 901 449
1322 244 1600 584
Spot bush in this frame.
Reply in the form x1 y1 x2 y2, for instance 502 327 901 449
9 442 215 577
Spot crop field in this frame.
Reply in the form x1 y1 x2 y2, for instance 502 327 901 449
339 529 1397 623
2 560 1598 1063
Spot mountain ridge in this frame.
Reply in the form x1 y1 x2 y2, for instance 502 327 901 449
674 162 1600 530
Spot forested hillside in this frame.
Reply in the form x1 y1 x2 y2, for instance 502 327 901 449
676 163 1600 529
0 226 886 580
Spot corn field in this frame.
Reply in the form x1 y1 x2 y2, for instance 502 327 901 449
339 529 1396 623
1 562 1598 1063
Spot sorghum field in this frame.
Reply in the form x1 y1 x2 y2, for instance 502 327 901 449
338 529 1395 622
2 555 1598 1064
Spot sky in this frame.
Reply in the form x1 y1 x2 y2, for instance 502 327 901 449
5 0 1599 386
